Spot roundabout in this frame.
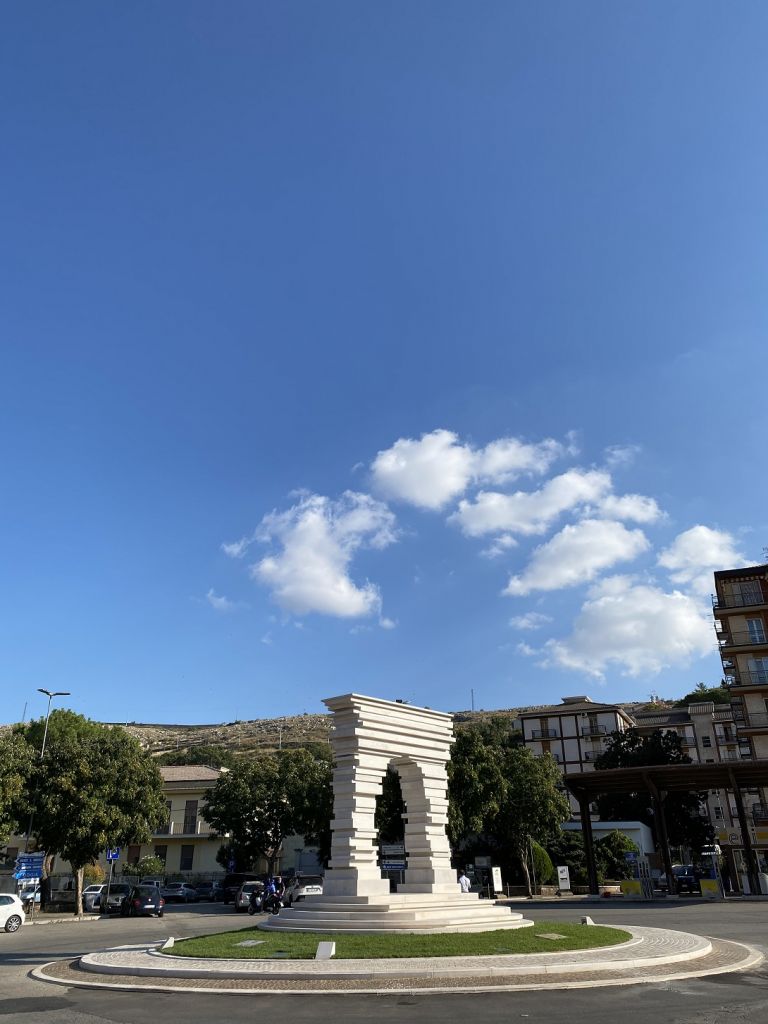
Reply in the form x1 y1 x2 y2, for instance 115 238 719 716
31 924 763 994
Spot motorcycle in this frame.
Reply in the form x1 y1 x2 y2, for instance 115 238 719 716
262 892 283 916
247 890 263 916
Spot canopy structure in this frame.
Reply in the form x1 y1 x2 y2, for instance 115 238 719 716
563 760 768 895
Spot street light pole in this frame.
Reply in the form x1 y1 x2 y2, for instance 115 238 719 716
22 689 71 852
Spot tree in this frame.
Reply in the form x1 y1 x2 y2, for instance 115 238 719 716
595 729 713 856
595 830 638 881
494 747 571 895
375 768 406 843
447 718 518 846
124 855 165 878
155 745 237 769
22 713 167 914
530 840 556 885
204 748 332 874
674 683 730 707
546 830 588 885
0 732 34 846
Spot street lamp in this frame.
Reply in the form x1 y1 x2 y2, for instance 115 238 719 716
36 689 71 761
23 689 71 853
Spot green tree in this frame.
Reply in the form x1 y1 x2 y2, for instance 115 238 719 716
545 830 588 885
595 728 713 856
0 732 34 846
595 830 639 881
22 714 167 914
155 745 237 769
204 748 332 874
375 768 405 843
447 718 517 845
495 747 571 894
124 854 165 878
530 840 556 885
673 682 730 707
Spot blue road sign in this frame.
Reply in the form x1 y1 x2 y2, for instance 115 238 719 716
106 848 120 862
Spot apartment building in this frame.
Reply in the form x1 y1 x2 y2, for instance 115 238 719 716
518 696 634 814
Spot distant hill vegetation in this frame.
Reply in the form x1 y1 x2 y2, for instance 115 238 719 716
0 696 710 762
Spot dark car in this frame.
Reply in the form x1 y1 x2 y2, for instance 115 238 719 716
659 865 701 894
121 885 165 918
195 881 223 901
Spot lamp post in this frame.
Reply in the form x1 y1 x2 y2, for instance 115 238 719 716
22 690 71 854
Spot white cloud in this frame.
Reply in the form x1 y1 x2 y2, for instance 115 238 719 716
370 429 563 510
481 534 518 559
541 575 714 678
657 525 747 596
452 469 612 538
379 616 397 630
206 588 236 612
604 444 641 468
596 493 663 524
251 491 397 618
504 519 650 596
221 538 250 559
509 612 552 630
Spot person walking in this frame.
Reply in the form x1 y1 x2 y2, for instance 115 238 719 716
458 870 471 893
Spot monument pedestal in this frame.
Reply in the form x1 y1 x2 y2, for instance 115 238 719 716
259 892 533 934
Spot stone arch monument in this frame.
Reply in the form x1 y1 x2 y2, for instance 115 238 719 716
263 693 532 933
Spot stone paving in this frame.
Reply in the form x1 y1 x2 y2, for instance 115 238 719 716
30 925 764 993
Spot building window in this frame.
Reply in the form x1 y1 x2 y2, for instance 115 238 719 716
127 844 141 865
714 806 724 819
183 800 198 834
747 618 766 644
738 581 763 605
154 845 167 863
179 845 194 872
702 736 712 747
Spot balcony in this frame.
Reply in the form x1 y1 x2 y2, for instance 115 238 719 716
718 751 746 761
738 712 768 731
153 818 211 836
714 731 738 745
531 728 559 739
728 669 768 689
583 751 602 762
712 592 767 612
753 805 768 823
581 724 608 737
717 629 768 649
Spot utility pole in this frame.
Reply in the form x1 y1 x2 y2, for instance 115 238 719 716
471 689 475 712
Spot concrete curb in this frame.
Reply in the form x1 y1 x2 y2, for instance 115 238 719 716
23 915 103 926
30 938 763 995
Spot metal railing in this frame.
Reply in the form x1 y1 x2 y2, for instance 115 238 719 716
530 728 559 739
580 724 607 736
714 731 738 744
717 630 768 648
740 712 768 729
752 805 768 823
712 591 766 611
728 669 768 687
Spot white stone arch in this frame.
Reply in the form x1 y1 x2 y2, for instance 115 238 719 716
323 694 457 898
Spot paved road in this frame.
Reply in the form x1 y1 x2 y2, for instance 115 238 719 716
1 900 767 1023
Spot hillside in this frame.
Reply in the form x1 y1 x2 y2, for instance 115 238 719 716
2 700 665 760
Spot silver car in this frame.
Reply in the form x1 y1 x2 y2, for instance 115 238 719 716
234 880 263 912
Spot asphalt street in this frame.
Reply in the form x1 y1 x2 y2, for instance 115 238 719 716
1 900 767 1024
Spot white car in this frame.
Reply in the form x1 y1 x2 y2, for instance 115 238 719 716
83 884 106 913
284 875 323 907
0 894 26 933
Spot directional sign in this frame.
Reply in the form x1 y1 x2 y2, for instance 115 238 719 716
381 860 406 870
106 848 120 862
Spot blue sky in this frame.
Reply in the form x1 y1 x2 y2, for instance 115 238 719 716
3 2 768 725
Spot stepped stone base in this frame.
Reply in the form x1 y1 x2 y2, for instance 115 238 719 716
258 893 533 933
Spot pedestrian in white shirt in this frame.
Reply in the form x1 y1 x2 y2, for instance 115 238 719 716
458 871 471 893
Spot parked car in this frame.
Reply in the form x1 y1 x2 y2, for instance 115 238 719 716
161 882 198 903
19 885 41 912
221 873 263 905
283 875 323 907
658 865 702 894
195 881 223 901
100 883 132 914
121 885 165 918
0 894 26 933
234 880 264 912
83 884 106 913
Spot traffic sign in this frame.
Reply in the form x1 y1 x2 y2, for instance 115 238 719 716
106 848 120 862
381 860 406 870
